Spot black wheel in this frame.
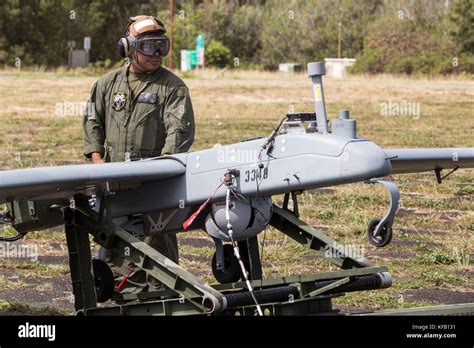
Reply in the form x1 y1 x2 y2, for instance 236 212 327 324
211 244 242 283
367 218 393 247
92 259 115 302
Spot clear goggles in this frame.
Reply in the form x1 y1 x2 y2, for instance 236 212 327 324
132 36 170 57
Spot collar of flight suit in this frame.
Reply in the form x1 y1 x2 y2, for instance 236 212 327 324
122 64 165 84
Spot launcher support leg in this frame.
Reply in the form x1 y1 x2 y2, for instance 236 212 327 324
270 204 370 269
63 207 97 312
70 194 225 314
211 236 262 283
238 236 262 280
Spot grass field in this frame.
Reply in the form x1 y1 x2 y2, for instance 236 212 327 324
0 68 472 314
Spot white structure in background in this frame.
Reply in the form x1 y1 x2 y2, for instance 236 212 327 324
279 63 302 74
68 37 91 68
324 58 356 78
181 50 189 72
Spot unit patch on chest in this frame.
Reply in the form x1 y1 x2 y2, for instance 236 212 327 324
112 92 127 111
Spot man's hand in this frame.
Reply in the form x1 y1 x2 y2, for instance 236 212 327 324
91 152 105 164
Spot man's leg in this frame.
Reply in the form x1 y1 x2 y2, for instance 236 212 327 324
106 250 148 294
106 216 147 294
106 216 180 294
144 232 179 291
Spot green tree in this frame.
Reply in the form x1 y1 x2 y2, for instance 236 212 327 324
0 0 164 67
0 0 70 66
258 0 381 68
214 4 263 66
69 0 163 63
449 0 474 54
205 39 232 67
351 12 459 75
157 2 204 69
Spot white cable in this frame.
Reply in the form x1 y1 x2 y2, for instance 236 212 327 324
225 185 263 316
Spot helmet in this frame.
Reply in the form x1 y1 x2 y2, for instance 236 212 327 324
118 16 170 58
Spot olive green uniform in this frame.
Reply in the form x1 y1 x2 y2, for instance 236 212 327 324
83 65 195 293
84 65 194 160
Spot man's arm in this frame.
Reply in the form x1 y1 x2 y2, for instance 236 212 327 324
162 85 195 155
83 81 107 163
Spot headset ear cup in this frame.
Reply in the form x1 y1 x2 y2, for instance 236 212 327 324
123 38 130 57
117 37 129 58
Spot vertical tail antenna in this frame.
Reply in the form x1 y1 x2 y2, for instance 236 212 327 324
307 62 328 134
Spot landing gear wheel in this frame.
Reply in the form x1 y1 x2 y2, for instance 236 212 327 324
92 259 115 302
212 244 242 283
367 218 393 247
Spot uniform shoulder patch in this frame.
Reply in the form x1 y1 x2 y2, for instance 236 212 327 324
176 86 187 97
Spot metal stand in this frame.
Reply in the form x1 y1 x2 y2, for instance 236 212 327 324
271 203 370 269
64 194 389 316
66 194 224 314
238 237 262 280
64 207 97 312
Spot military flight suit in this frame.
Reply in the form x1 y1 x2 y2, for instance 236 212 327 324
83 65 195 293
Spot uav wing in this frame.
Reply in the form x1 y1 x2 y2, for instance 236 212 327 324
384 148 474 175
0 157 186 204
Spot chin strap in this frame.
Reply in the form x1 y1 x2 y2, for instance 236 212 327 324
130 49 161 73
131 49 148 71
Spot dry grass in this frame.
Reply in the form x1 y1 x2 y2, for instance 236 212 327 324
0 68 472 313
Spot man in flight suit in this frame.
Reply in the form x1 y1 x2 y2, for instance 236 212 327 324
83 15 195 293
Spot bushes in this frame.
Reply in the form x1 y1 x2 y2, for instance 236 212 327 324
350 12 474 75
259 0 380 69
350 2 474 75
205 40 232 68
349 49 384 74
0 0 472 75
